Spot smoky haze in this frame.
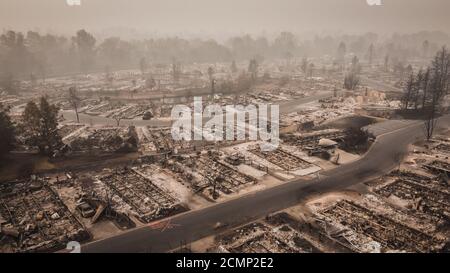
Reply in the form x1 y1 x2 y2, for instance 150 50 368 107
0 0 449 38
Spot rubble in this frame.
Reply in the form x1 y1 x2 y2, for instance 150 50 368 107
216 214 321 253
375 174 450 222
282 129 346 158
191 155 257 196
68 126 139 153
98 168 186 223
0 179 90 253
250 147 312 171
316 200 444 253
3 50 433 253
423 161 450 176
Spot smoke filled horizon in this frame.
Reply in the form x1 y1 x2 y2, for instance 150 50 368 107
0 0 449 40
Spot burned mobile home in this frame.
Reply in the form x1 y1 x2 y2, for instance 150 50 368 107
0 178 90 253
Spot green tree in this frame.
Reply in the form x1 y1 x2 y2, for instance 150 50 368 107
402 73 415 110
21 97 62 156
351 56 361 74
139 57 148 75
0 103 15 159
343 71 360 90
21 101 41 149
230 60 238 73
236 73 253 93
39 97 63 155
72 29 96 74
207 66 215 82
248 58 259 81
0 73 18 94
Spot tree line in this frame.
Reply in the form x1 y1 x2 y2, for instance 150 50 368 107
401 47 450 140
1 29 448 93
0 97 63 162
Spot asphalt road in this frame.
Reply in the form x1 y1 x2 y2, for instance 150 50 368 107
81 115 450 253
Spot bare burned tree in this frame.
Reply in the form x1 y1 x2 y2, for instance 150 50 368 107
402 73 415 110
424 113 438 141
343 56 361 91
421 68 431 109
367 43 374 65
412 69 424 110
145 75 156 91
68 86 81 123
343 71 360 90
394 152 403 171
301 57 308 75
308 63 315 78
422 40 430 59
384 55 390 72
424 47 450 141
114 115 122 127
172 58 181 83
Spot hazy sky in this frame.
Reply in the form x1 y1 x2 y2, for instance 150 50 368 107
1 0 449 38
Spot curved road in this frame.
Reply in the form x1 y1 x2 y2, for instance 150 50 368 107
81 115 449 253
